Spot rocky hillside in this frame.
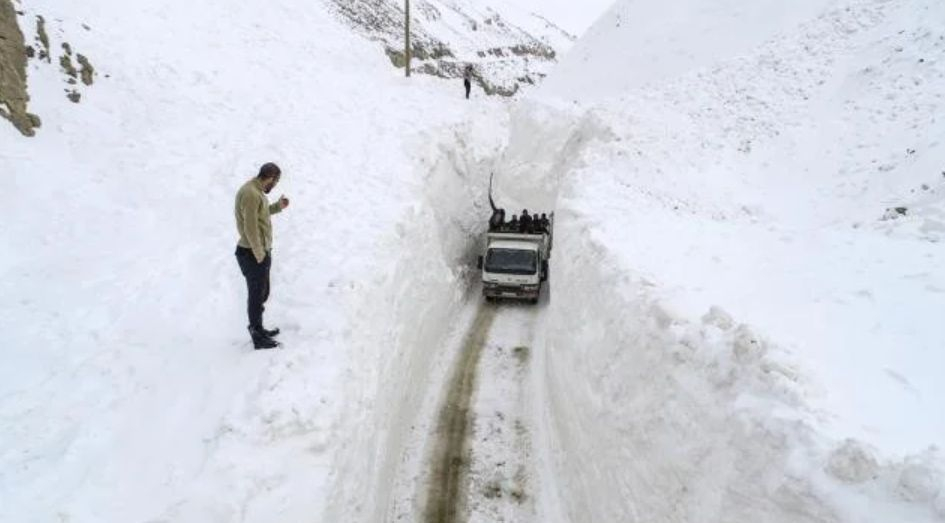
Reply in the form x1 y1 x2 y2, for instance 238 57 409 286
325 0 574 96
0 0 38 135
1 0 569 137
1 0 96 136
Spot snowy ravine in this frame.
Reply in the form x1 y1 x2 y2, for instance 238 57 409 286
3 0 944 523
330 0 945 520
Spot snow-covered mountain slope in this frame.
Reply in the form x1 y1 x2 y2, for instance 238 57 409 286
327 0 575 96
522 0 945 520
487 0 611 36
543 0 837 99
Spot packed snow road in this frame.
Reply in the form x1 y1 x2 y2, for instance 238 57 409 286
419 296 548 523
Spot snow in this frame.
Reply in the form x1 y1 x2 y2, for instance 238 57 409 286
525 0 945 519
477 0 613 35
543 0 837 100
3 0 944 521
1 1 505 520
324 112 510 522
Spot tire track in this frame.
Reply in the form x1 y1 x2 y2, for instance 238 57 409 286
424 304 498 523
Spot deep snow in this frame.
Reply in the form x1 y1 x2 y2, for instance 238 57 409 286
543 0 945 456
0 0 513 520
2 0 943 522
530 0 945 520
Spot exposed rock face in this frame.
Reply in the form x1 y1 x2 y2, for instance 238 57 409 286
35 14 49 61
0 0 40 136
60 52 78 80
77 53 95 85
56 37 95 96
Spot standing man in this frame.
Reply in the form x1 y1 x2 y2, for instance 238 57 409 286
519 209 533 233
463 65 473 100
235 162 290 350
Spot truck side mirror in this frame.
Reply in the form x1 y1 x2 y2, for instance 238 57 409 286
541 260 548 282
477 256 483 270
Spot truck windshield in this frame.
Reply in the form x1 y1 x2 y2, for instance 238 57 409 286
485 248 537 275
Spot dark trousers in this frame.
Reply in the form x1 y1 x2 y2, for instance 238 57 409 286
464 79 471 99
235 247 271 329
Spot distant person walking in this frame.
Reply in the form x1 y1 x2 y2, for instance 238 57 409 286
234 162 290 350
463 65 473 99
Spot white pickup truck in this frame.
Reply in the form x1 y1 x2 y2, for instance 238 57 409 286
477 224 552 304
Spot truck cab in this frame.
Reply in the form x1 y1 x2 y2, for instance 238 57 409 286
478 231 551 304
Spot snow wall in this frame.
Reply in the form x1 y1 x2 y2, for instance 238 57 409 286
323 99 620 521
528 0 945 519
541 214 834 522
517 103 945 521
537 207 945 522
326 73 944 520
498 103 858 522
324 113 509 522
1 1 514 520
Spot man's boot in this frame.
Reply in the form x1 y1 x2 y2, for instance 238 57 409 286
248 326 279 350
261 326 280 337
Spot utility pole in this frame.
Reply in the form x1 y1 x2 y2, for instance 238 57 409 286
405 0 411 77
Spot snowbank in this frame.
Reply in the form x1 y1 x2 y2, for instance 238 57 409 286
324 112 509 522
537 210 944 521
524 0 945 520
0 0 509 520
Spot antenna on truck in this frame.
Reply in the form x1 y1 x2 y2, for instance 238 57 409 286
487 173 506 231
489 172 498 212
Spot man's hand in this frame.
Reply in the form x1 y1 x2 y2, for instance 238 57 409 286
278 195 290 210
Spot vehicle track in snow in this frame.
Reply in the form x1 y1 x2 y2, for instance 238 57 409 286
423 301 540 523
424 304 497 523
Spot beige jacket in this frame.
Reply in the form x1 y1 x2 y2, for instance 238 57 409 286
235 178 283 262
